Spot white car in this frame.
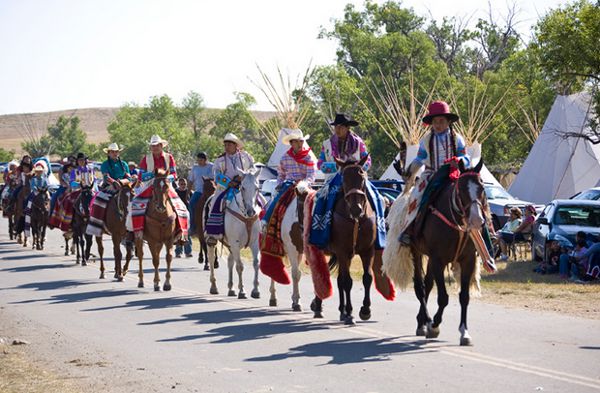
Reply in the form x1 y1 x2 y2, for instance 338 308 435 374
484 183 544 231
571 187 600 201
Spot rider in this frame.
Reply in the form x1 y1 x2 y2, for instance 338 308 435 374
138 134 177 183
24 162 50 236
187 151 214 235
48 156 75 229
70 152 96 188
397 101 469 244
205 133 255 245
277 129 316 186
1 161 19 207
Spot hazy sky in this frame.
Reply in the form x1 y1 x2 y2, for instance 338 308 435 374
0 0 568 115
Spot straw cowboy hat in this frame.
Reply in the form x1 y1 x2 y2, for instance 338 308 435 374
148 135 168 147
103 142 125 154
282 129 310 145
223 133 244 148
422 101 460 125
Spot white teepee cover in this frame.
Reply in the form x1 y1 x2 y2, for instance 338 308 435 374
267 128 324 180
509 92 600 204
379 142 503 188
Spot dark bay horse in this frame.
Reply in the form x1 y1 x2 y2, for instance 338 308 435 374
72 185 94 266
310 156 386 325
135 169 178 291
389 159 486 346
193 177 217 270
96 180 135 280
30 187 50 250
14 182 31 246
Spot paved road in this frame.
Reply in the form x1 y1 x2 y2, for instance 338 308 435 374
1 219 599 393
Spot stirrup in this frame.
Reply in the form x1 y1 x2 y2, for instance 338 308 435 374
206 236 218 247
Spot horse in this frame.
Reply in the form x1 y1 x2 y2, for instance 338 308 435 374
205 169 261 299
72 185 94 266
95 180 135 280
30 187 50 250
308 156 384 325
265 181 311 311
134 169 180 291
2 189 17 241
193 177 217 270
384 159 486 346
13 182 31 247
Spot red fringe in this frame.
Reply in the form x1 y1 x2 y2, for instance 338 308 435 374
303 191 333 299
373 250 396 301
259 252 291 284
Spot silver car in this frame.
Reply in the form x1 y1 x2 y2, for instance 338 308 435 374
484 183 543 231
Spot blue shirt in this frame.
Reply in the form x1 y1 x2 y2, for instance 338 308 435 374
188 162 214 193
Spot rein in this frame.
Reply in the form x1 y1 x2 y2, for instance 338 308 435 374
224 178 259 248
341 164 369 252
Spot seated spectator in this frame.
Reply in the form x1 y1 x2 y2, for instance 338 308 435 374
559 231 589 278
496 207 523 261
574 234 600 281
534 240 560 275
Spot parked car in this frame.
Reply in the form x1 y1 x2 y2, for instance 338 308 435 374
484 183 543 231
571 187 600 201
531 199 600 261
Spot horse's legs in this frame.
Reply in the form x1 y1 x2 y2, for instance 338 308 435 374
289 249 302 311
123 241 133 276
427 260 449 339
250 242 260 299
149 243 162 291
459 257 476 346
208 244 218 294
338 255 354 325
227 252 236 297
310 296 323 318
233 247 247 299
202 240 209 269
136 239 145 288
40 221 46 250
358 248 374 321
413 252 432 336
82 234 93 266
64 235 69 256
163 243 173 291
197 237 204 265
97 236 105 279
74 233 81 264
268 279 277 307
112 236 123 281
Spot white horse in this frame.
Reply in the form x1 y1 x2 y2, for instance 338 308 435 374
266 181 311 311
205 169 262 299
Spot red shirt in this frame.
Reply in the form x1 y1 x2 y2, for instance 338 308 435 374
139 153 177 178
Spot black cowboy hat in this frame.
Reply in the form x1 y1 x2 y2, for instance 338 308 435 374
329 113 359 127
76 152 88 160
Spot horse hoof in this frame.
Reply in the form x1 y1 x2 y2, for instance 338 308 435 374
82 261 87 266
416 326 427 336
163 283 171 291
313 312 323 319
214 261 219 269
292 304 302 312
344 316 355 326
154 285 160 292
460 337 473 346
310 300 318 312
138 282 144 288
123 270 128 276
426 326 440 339
113 272 118 279
269 299 277 307
339 313 347 322
209 286 219 295
227 290 236 297
99 273 105 279
251 290 260 299
203 264 210 271
117 276 124 282
359 308 371 321
238 292 247 300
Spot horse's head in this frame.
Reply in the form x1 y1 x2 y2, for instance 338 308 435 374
79 185 94 217
239 167 260 217
456 159 486 230
336 155 369 221
151 169 170 213
34 187 50 213
116 179 134 210
202 176 217 196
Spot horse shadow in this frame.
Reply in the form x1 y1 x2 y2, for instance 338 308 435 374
140 306 281 329
1 253 48 261
246 337 428 365
83 295 214 312
6 279 96 291
158 318 332 344
10 289 140 305
1 263 74 273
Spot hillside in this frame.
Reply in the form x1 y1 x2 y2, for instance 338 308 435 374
0 107 276 154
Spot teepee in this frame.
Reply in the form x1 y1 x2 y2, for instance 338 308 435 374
509 92 600 204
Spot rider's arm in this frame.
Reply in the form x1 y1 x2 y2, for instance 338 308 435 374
455 134 471 168
138 156 148 173
276 159 286 186
100 161 115 184
306 159 316 184
357 138 371 171
168 154 177 178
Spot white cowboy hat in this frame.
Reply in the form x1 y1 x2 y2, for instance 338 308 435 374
33 163 46 172
102 142 125 154
223 133 244 148
148 134 168 147
282 129 310 145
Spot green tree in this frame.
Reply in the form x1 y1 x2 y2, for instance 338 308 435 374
181 90 209 138
22 116 88 158
0 147 16 162
210 92 257 140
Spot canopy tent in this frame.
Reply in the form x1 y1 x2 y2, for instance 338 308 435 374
266 128 325 181
379 142 503 188
509 92 600 204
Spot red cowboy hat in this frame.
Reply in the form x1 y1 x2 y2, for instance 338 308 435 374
422 101 460 125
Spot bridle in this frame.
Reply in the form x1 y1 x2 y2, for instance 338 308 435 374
225 175 259 248
341 164 368 220
151 177 170 214
116 182 133 220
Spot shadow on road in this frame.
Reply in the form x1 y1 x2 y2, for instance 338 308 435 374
10 289 140 305
246 336 430 365
140 306 277 328
84 295 214 312
1 263 76 273
6 279 96 291
1 253 49 261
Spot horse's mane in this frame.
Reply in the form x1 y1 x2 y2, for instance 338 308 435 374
154 168 168 178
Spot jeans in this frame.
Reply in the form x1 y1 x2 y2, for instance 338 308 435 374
559 254 571 276
176 237 192 256
50 186 66 214
188 191 203 233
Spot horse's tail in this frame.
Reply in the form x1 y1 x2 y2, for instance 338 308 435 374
382 193 414 290
328 255 338 272
303 190 333 300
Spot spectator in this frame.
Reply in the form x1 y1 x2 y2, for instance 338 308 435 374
533 240 560 274
496 207 522 261
569 238 590 282
175 178 192 258
187 152 214 235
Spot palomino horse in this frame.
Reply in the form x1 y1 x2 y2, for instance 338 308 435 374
135 169 179 291
266 181 311 310
385 159 486 346
95 180 135 280
309 156 383 325
72 185 94 266
30 187 50 250
205 169 261 299
193 177 217 270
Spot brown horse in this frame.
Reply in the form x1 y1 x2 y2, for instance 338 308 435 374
193 177 217 270
386 159 486 346
30 187 50 250
309 156 390 325
72 185 94 266
96 180 135 280
135 169 178 291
